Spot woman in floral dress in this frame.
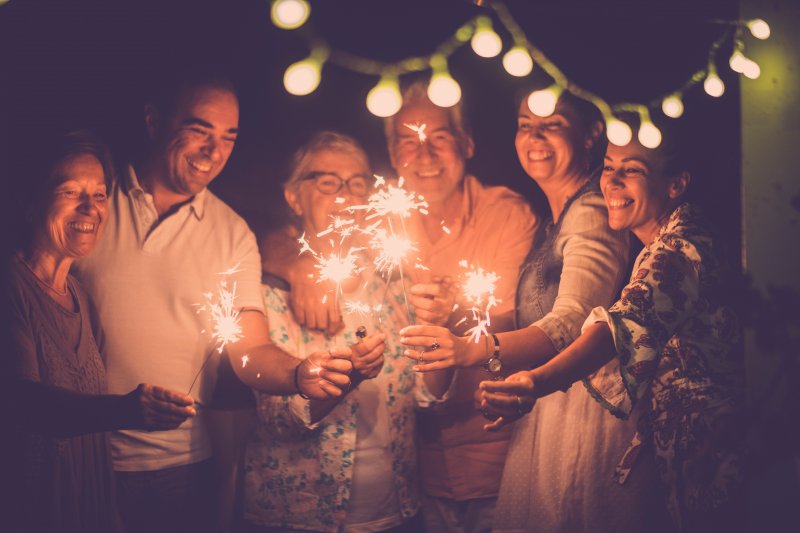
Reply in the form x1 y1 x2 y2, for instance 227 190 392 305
481 132 745 531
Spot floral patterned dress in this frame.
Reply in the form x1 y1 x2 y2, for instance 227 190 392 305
243 275 419 532
583 203 745 531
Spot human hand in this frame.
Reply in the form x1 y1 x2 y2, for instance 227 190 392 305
288 254 343 336
125 384 196 431
296 347 353 399
399 324 476 371
350 332 387 384
408 275 457 327
479 371 537 432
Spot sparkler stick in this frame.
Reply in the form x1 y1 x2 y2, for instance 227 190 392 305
458 260 501 343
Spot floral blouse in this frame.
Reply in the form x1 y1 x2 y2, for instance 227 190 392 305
583 203 744 530
243 275 419 532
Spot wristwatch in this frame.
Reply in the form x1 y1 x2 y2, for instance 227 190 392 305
484 333 502 377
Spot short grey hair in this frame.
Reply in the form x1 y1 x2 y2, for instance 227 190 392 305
283 130 370 190
383 80 471 150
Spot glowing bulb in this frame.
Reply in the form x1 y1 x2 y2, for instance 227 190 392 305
527 85 562 117
638 120 662 149
283 59 321 96
729 50 747 73
748 18 770 40
367 76 402 117
471 28 502 58
607 118 632 147
428 72 462 108
661 95 684 118
742 59 761 79
502 46 533 77
271 0 310 30
703 72 725 97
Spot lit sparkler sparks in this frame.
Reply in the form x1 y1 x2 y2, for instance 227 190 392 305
369 228 416 277
197 278 244 353
241 354 250 368
404 122 427 142
458 260 501 343
350 176 429 220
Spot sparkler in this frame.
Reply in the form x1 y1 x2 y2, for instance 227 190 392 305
457 260 501 343
404 122 428 142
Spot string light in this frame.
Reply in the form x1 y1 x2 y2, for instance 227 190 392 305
747 18 770 40
606 117 632 147
527 84 563 117
703 66 725 97
729 49 748 73
661 94 684 118
283 50 327 95
637 110 662 149
271 0 311 30
502 46 533 77
470 16 502 58
366 74 402 117
427 55 462 108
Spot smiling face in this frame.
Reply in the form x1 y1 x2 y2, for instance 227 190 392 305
601 141 688 243
515 97 595 186
388 99 474 205
285 149 371 240
148 84 239 198
38 153 108 259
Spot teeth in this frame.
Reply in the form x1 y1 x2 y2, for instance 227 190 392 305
417 169 442 178
527 150 554 161
607 198 633 209
187 157 212 172
68 222 96 233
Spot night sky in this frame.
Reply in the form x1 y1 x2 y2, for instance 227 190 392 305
1 0 741 259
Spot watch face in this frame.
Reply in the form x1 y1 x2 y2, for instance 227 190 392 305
487 357 502 374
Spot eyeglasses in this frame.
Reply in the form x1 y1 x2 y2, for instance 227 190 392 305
302 172 371 197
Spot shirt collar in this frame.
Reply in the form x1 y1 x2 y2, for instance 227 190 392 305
124 164 206 220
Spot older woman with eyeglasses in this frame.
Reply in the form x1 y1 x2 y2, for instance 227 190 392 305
242 131 422 533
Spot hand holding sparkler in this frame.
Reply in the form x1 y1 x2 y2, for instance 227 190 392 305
408 275 457 326
479 370 537 432
350 330 387 384
123 384 196 431
295 347 354 399
399 324 482 372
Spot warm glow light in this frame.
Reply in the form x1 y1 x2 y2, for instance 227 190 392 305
471 22 502 58
703 72 725 97
502 46 533 77
748 18 770 40
607 118 632 147
428 72 462 108
527 85 563 117
729 50 747 73
283 58 321 96
366 76 402 117
742 59 761 79
661 95 684 118
271 0 310 30
637 120 662 149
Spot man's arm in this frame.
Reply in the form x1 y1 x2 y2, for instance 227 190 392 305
261 226 343 335
226 310 352 399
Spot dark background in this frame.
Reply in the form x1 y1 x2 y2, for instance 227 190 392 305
1 0 741 259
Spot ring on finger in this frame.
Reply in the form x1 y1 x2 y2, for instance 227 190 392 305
429 337 440 351
515 395 525 415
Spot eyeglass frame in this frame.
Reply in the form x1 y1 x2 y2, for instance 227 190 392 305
300 171 372 196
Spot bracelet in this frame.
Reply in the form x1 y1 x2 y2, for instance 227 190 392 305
294 362 310 399
491 333 500 358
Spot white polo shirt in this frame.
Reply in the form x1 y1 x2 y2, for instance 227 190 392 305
74 165 263 471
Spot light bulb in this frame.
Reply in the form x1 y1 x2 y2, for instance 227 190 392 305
527 86 562 117
428 72 462 108
367 77 402 117
607 118 632 147
661 95 684 118
703 72 725 97
638 121 662 149
271 0 310 30
283 59 321 96
502 46 533 77
748 18 770 40
742 59 761 79
729 50 747 73
471 23 502 58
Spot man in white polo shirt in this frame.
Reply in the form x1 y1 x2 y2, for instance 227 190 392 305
74 74 355 533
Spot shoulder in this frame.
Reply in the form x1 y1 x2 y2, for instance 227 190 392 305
560 192 612 234
202 191 257 244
